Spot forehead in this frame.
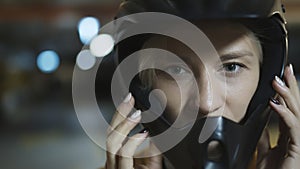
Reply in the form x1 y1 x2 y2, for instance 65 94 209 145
143 21 255 51
141 21 262 64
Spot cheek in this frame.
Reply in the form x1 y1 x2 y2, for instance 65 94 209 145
154 80 194 121
225 71 259 122
153 81 181 118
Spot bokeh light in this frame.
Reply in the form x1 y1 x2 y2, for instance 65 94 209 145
36 50 60 73
78 16 100 45
76 50 96 70
90 34 114 57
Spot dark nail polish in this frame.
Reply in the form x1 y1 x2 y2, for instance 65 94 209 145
139 128 149 133
270 97 280 105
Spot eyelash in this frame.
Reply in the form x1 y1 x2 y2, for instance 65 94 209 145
221 62 246 77
158 65 192 80
165 66 188 75
158 62 247 80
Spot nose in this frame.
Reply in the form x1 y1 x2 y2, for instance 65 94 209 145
195 68 223 116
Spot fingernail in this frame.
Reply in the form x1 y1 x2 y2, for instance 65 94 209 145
275 76 285 87
130 110 141 119
270 97 280 105
123 93 132 103
139 128 149 133
289 64 294 75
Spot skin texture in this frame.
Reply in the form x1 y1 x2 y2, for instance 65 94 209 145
142 22 261 124
104 22 300 169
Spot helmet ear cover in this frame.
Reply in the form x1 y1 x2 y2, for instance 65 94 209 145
240 14 287 124
118 0 276 19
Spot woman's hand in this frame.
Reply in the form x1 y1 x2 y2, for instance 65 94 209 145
105 93 162 169
257 64 300 169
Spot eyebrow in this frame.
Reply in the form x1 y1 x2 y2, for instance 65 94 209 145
220 51 255 62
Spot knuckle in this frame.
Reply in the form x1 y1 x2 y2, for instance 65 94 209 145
280 106 288 114
118 148 128 157
106 126 113 134
117 103 133 115
289 119 297 129
106 135 121 152
107 143 122 154
281 88 290 98
106 132 115 143
120 119 136 130
116 109 126 119
109 121 134 138
119 147 133 157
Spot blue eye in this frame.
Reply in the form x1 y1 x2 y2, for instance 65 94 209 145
159 65 193 81
165 66 187 75
224 63 241 72
221 62 246 77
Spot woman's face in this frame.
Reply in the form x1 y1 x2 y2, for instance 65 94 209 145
140 22 262 124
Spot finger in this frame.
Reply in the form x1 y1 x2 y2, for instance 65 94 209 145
278 96 287 108
270 99 300 150
109 93 135 132
106 110 142 169
272 77 300 117
269 99 296 130
106 151 118 169
284 64 300 101
118 132 148 169
107 110 142 152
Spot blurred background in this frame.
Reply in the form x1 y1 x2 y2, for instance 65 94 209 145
0 0 300 169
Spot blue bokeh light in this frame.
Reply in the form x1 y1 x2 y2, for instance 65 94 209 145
78 16 100 45
36 50 60 73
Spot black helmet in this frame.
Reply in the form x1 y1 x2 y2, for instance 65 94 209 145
115 0 287 119
117 0 283 19
99 0 288 168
